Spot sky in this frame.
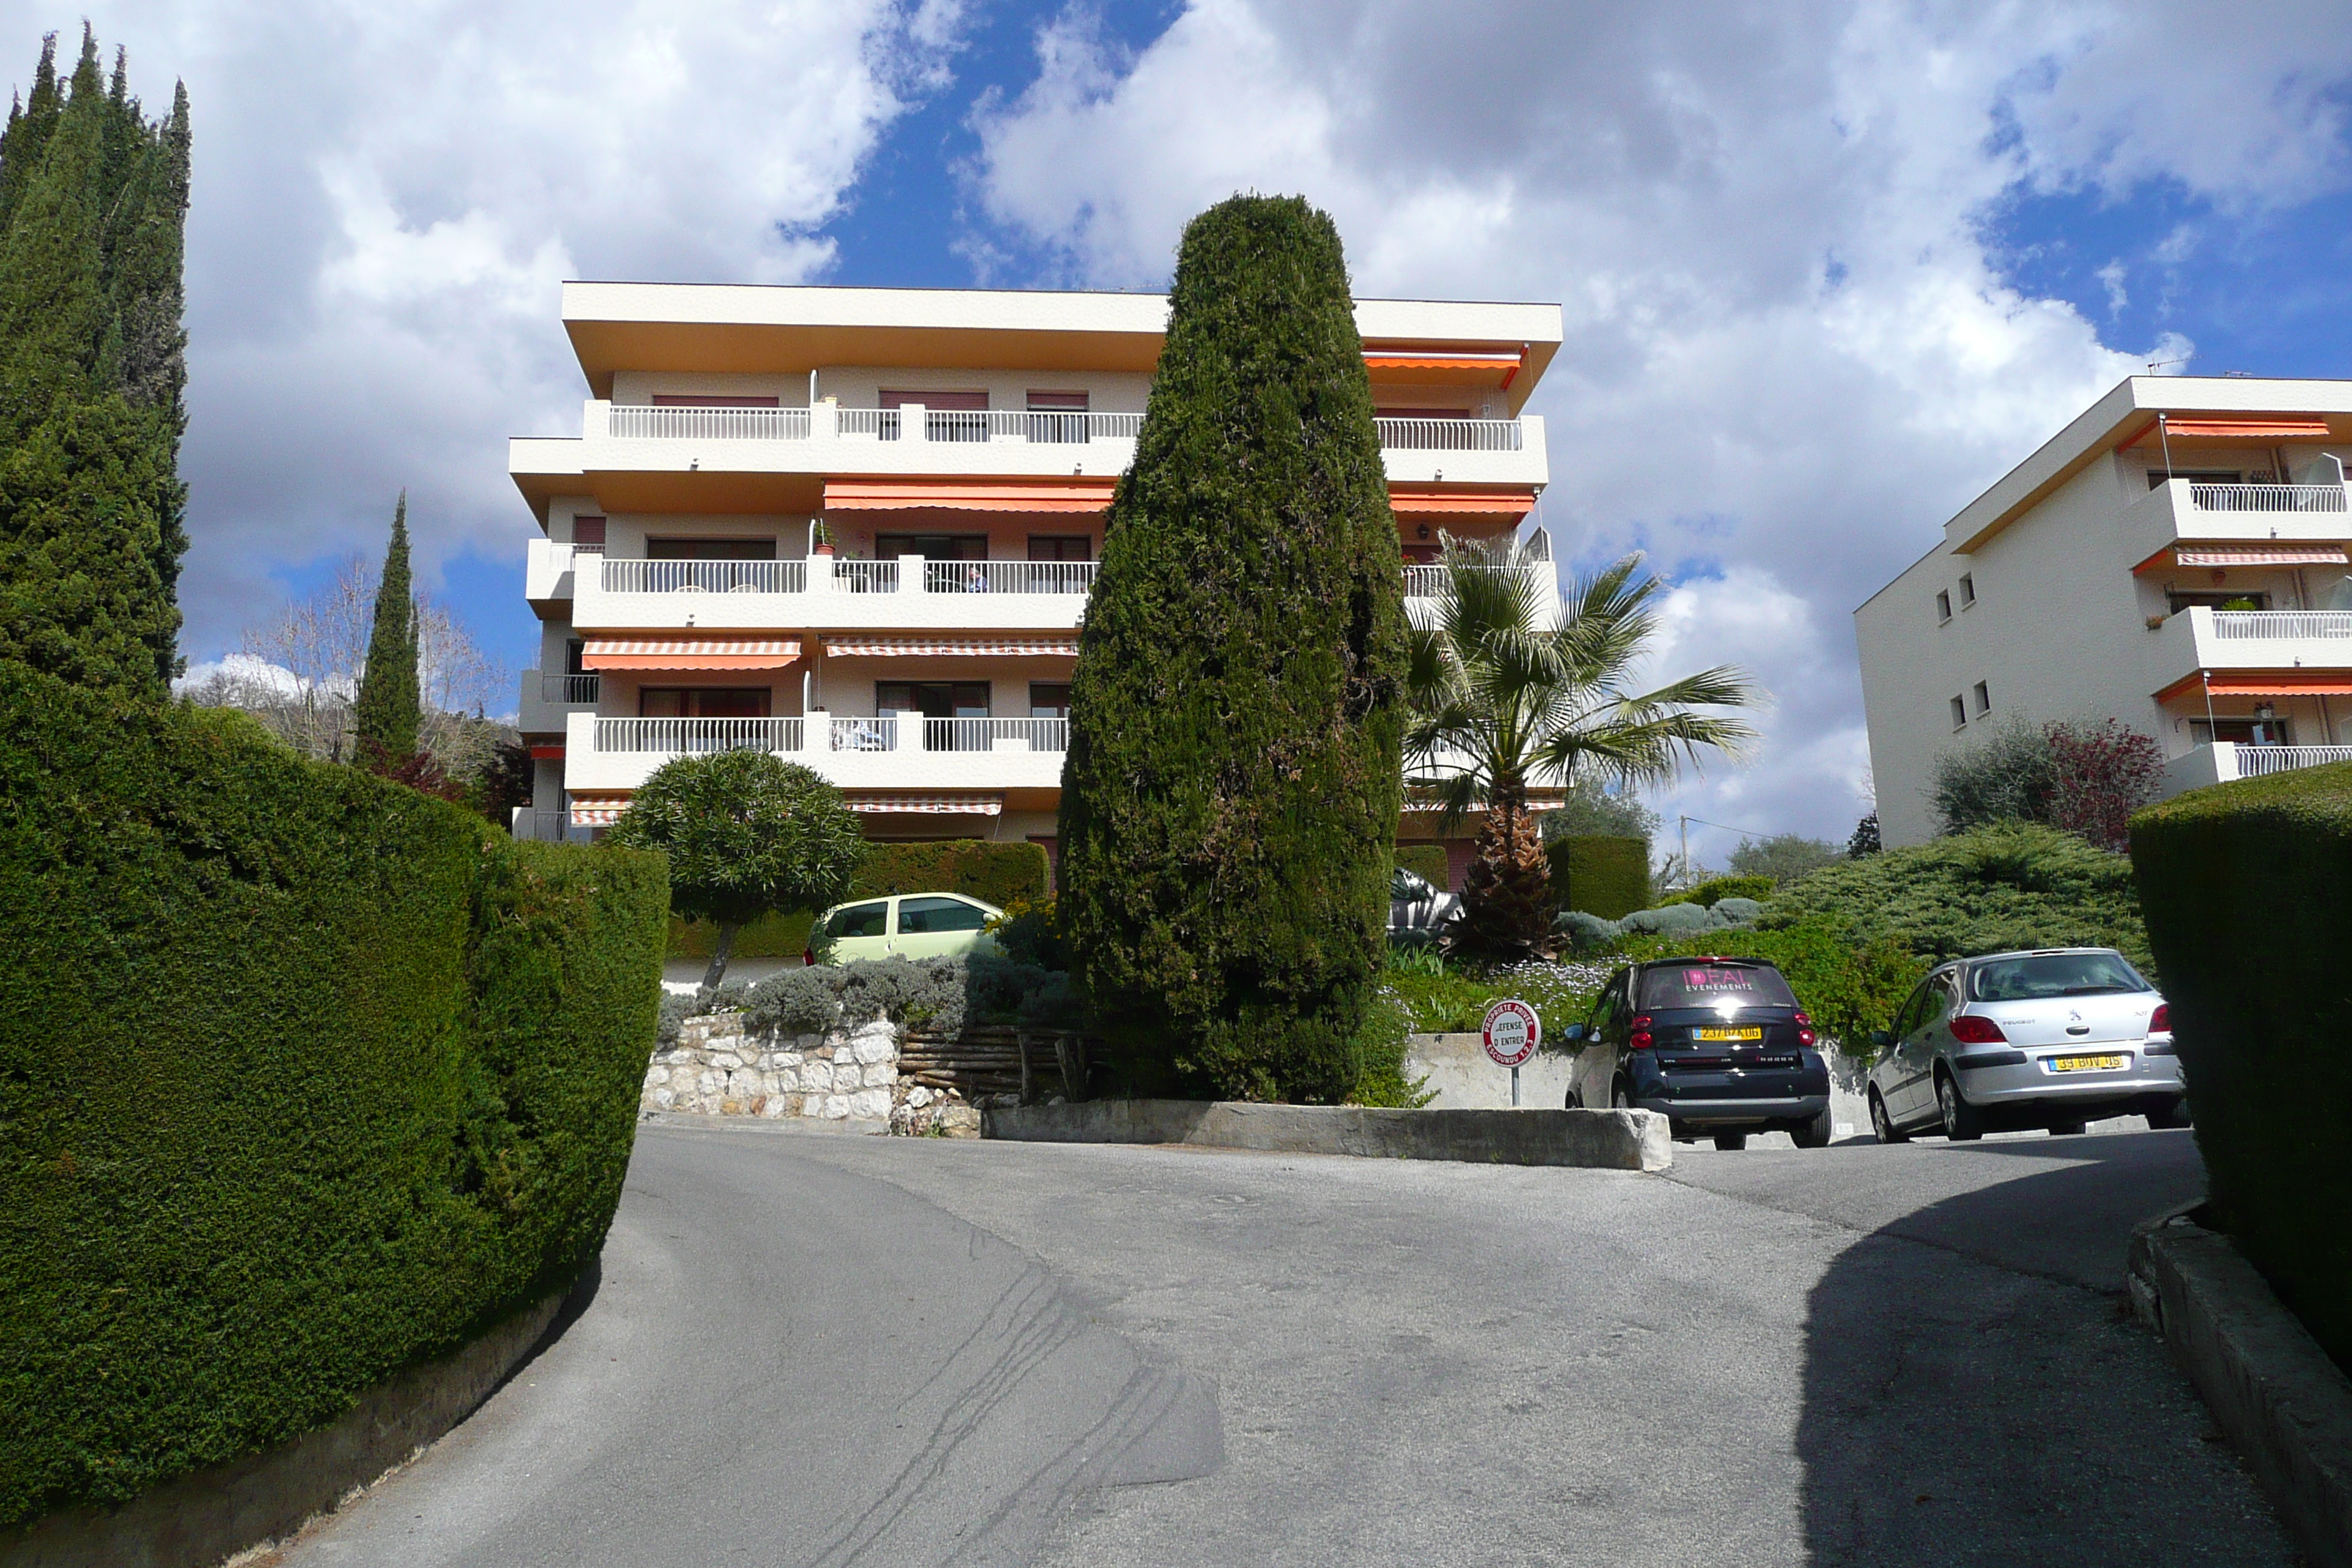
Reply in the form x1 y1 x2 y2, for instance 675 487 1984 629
14 0 2352 864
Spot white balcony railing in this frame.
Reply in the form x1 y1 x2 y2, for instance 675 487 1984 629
593 717 804 754
916 717 1070 753
832 559 900 594
830 715 899 752
2189 482 2349 514
600 558 807 595
2236 745 2352 777
921 559 1098 595
1375 416 1525 452
540 672 601 704
2211 611 2352 640
606 405 812 441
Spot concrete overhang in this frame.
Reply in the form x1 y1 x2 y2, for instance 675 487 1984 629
509 437 584 525
1945 376 2352 556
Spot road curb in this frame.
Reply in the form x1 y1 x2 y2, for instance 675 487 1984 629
981 1100 1673 1171
1 1282 579 1568
2129 1205 2352 1568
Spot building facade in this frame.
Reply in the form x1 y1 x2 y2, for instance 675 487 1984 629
1857 376 2352 848
510 283 1564 881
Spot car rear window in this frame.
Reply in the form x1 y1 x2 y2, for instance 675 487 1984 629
826 901 889 940
1970 951 2150 1001
1637 964 1796 1010
897 896 988 934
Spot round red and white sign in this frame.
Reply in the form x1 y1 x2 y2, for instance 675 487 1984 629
1481 998 1541 1068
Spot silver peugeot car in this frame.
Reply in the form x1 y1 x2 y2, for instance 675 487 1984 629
1866 947 2188 1142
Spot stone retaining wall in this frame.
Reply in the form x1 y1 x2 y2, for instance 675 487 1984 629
643 1013 981 1134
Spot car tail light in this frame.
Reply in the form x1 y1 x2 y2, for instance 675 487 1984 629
1629 1014 1654 1050
802 947 818 968
1792 1009 1817 1047
1948 1014 2008 1044
2149 1003 2171 1035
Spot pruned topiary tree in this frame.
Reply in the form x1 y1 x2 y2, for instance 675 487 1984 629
608 749 866 1000
1057 193 1409 1104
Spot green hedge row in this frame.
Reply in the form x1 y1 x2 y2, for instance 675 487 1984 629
1546 835 1649 919
2131 762 2352 1373
666 838 1051 960
0 668 668 1526
1395 843 1452 889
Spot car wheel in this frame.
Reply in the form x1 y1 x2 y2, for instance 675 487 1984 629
1564 1087 1582 1109
2147 1096 2193 1131
1869 1088 1907 1145
1713 1131 1747 1151
2048 1118 2088 1137
1611 1081 1632 1112
1790 1104 1834 1148
1937 1071 1985 1142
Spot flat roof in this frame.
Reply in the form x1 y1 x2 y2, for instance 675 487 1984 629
557 282 1564 414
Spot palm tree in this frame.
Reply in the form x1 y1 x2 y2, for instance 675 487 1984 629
1405 535 1763 962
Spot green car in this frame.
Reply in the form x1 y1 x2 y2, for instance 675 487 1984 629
804 892 1006 966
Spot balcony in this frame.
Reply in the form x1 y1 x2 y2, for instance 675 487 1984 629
2160 742 2352 798
518 668 601 734
2149 606 2352 694
571 549 1096 632
562 709 1071 792
2121 477 2351 561
525 538 579 611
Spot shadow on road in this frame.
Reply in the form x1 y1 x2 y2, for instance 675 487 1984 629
1792 1134 2291 1564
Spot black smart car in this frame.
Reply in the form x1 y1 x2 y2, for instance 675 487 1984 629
1561 957 1833 1150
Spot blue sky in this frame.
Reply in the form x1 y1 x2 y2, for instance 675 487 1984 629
21 0 2351 857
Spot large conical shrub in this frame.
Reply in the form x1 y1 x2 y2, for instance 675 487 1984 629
0 29 188 699
1057 195 1408 1103
351 493 420 769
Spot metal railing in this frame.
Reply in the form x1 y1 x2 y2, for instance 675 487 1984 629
836 407 897 439
606 405 812 441
919 717 1070 753
600 558 807 595
922 559 1098 594
832 408 1145 443
2236 745 2352 777
527 810 568 841
2187 482 2349 514
832 559 899 594
593 717 803 755
539 672 601 704
2210 611 2352 639
830 715 899 752
1403 562 1553 598
1375 416 1525 452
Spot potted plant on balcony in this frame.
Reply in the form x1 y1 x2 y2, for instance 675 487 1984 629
812 518 836 558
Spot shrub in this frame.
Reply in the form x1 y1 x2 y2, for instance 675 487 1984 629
1546 835 1650 919
744 967 843 1036
1554 909 1623 951
663 839 1052 966
2131 762 2352 1373
1931 716 2163 850
1620 901 1720 937
1760 821 2151 970
1394 843 1452 889
1847 813 1881 857
1058 195 1407 1104
984 894 1068 970
737 954 1073 1040
1726 834 1841 886
0 665 666 1526
1661 873 1776 908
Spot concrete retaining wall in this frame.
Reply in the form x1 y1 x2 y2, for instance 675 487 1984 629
1403 1033 1577 1109
983 1100 1672 1172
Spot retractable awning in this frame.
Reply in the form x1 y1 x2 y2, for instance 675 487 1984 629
2157 671 2352 703
2159 418 2334 440
822 636 1077 657
823 478 1117 513
568 793 631 826
2137 543 2351 573
580 637 801 671
843 794 1004 815
1388 486 1538 517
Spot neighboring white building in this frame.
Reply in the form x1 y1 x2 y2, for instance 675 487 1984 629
510 282 1564 883
1857 377 2352 848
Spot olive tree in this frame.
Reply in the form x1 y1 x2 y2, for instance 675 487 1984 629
607 749 864 1000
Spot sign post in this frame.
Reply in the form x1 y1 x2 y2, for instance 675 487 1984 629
1481 999 1541 1107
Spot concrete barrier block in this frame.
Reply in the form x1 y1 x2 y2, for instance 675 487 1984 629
981 1100 1671 1172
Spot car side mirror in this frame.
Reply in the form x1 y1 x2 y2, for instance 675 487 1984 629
1561 1023 1588 1042
1867 1030 1892 1049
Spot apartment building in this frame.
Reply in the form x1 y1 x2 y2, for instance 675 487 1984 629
510 283 1564 882
1857 377 2352 848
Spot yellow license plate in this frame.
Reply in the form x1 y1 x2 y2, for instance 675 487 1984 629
2049 1053 2127 1073
1696 1027 1764 1042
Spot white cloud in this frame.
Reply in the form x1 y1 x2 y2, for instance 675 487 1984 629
968 0 2352 845
173 652 304 698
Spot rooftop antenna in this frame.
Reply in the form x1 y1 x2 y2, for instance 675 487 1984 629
2146 357 2188 373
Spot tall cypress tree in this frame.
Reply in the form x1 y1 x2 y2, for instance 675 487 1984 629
1058 195 1409 1104
351 494 420 769
0 28 188 698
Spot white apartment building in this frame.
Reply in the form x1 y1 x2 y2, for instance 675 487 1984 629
1858 377 2352 848
510 282 1564 884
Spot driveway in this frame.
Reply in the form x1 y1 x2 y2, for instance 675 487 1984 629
279 1122 2290 1567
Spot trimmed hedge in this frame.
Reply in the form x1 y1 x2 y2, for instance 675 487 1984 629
664 838 1051 961
1662 873 1775 908
1547 835 1649 919
1395 843 1452 889
2131 761 2352 1373
0 668 668 1526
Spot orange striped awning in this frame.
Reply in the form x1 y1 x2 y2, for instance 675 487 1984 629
580 636 801 671
568 793 632 826
1388 486 1539 517
823 636 1077 658
2156 671 2352 703
843 794 1003 816
2122 416 2336 447
823 478 1117 513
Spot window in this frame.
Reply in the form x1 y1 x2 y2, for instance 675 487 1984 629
1636 963 1798 1011
881 388 987 442
896 896 990 934
638 687 772 717
1922 973 1959 1033
1958 573 1975 607
826 902 889 940
1030 682 1072 718
1936 589 1952 622
875 532 987 562
646 536 777 560
2192 717 2296 746
879 389 987 410
564 638 586 676
2168 589 2270 614
572 515 606 551
877 681 990 719
1950 695 1967 730
649 393 780 407
1970 952 2149 1002
1025 391 1090 442
2149 469 2244 489
1028 535 1093 562
1972 681 1990 716
1026 391 1088 411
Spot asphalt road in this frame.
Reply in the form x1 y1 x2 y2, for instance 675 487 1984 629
280 1121 2292 1567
